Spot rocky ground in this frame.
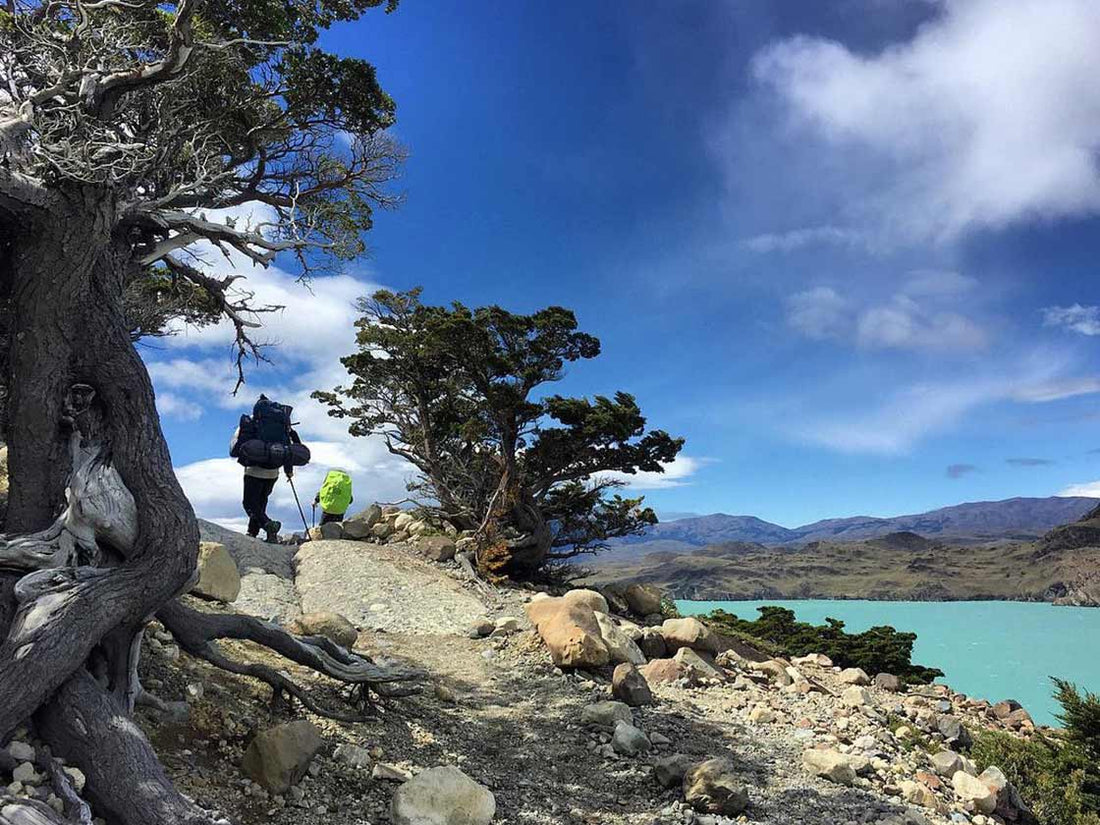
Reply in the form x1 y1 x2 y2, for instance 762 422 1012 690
0 506 1049 825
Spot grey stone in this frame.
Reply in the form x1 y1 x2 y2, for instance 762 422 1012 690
653 754 695 789
682 758 750 816
390 766 495 825
579 701 633 730
611 721 651 756
241 721 323 793
612 663 654 707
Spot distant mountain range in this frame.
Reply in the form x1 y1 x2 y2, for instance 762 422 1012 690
604 497 1098 560
588 497 1100 604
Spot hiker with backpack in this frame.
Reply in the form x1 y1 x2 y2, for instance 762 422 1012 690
229 395 311 542
314 468 354 525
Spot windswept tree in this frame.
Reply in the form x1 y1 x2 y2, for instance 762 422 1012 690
0 3 419 823
314 289 685 579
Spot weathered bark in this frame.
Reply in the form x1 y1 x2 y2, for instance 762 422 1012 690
37 668 217 825
0 194 199 738
4 194 110 531
475 452 552 580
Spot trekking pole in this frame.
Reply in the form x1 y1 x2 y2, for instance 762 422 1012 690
311 502 316 528
288 476 310 534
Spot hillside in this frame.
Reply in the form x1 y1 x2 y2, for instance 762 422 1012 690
607 497 1097 559
588 515 1100 605
127 518 1056 825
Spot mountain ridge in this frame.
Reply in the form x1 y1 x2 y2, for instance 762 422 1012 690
616 496 1098 553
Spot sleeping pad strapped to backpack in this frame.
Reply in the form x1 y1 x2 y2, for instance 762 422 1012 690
230 396 311 470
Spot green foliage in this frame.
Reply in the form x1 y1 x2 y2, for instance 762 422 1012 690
314 289 684 573
969 680 1100 825
701 606 945 684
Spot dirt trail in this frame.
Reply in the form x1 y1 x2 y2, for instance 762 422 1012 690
141 528 932 825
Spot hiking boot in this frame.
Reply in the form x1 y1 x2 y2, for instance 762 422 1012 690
264 519 281 543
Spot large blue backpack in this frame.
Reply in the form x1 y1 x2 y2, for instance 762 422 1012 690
230 395 311 470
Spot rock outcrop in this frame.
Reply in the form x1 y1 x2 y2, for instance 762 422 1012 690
191 541 241 603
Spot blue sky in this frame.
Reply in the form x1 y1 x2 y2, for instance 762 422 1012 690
148 0 1100 532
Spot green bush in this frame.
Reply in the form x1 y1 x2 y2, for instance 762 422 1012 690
699 605 944 684
970 680 1100 825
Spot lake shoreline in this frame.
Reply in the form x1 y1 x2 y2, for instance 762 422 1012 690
675 598 1100 726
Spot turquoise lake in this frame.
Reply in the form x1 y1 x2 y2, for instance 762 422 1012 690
676 599 1100 726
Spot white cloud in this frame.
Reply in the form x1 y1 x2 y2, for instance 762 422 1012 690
786 279 987 352
902 270 977 297
156 392 204 421
855 295 987 351
1042 304 1100 336
750 0 1100 242
1057 481 1100 498
743 226 867 253
787 287 850 340
1009 376 1100 403
596 455 709 491
790 355 1100 455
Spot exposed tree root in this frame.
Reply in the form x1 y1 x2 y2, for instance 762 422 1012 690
0 796 70 825
37 669 225 825
34 749 92 825
158 600 425 722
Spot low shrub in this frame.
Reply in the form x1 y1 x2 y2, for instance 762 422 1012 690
699 605 944 684
970 680 1100 825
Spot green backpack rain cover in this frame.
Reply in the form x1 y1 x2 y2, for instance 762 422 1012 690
318 469 353 515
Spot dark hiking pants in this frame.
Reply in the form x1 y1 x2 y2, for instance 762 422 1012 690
320 511 345 525
243 475 277 536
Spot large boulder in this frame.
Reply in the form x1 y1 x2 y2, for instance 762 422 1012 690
673 647 726 682
653 754 695 789
347 503 383 528
937 716 973 749
341 519 375 540
953 770 997 814
612 663 654 707
390 766 496 825
682 758 750 816
622 584 663 617
838 667 871 685
525 597 609 668
241 721 323 793
593 612 645 665
418 536 457 563
639 657 691 685
992 699 1023 719
562 588 609 614
659 617 718 653
874 673 903 692
611 721 651 757
930 750 965 777
802 748 856 785
579 701 633 730
841 686 873 708
393 512 416 532
637 627 668 660
289 611 358 649
191 542 241 603
319 521 345 540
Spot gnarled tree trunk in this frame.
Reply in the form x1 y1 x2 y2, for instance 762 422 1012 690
0 189 422 825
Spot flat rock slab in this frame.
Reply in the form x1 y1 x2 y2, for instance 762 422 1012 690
199 520 296 579
295 540 486 635
199 521 301 623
